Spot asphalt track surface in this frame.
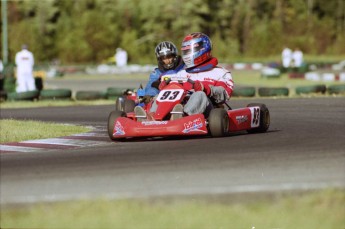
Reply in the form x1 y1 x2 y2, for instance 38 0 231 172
1 97 344 205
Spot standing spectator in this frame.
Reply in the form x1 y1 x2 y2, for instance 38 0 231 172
292 47 304 68
115 48 128 67
15 44 36 92
281 46 292 69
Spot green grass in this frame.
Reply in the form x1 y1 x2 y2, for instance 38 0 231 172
0 99 114 109
1 189 344 229
0 119 91 143
232 70 345 97
232 70 343 87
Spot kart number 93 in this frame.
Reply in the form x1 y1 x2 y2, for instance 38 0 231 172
157 89 184 102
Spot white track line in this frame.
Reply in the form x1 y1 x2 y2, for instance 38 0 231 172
22 138 106 147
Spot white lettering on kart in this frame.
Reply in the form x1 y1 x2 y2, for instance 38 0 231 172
182 118 206 133
236 115 248 124
141 121 168 126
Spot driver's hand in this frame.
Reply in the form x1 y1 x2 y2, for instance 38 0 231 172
193 81 204 92
184 80 211 95
141 95 153 104
158 78 171 90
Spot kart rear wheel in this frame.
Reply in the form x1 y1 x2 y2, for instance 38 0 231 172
108 110 126 140
124 99 136 113
246 103 270 133
208 108 229 137
115 96 125 111
115 96 136 113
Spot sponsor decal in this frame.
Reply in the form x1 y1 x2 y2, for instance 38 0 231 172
141 121 168 126
182 118 206 133
236 115 248 124
170 76 188 82
113 121 125 136
203 77 215 82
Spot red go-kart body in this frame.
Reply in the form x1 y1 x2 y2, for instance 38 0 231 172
108 83 270 140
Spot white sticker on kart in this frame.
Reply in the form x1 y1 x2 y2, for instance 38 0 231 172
249 107 260 128
157 89 184 102
161 74 188 82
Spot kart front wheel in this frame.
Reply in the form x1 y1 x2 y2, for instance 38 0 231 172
208 108 229 137
246 103 270 133
107 110 126 140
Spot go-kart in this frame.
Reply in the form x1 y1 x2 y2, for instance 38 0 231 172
114 87 145 113
107 81 270 140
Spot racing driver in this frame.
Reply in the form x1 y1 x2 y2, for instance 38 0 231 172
160 32 234 119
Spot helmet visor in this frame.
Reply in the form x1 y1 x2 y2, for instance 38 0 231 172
182 41 203 56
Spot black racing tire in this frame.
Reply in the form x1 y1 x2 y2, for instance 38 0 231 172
246 103 270 133
115 96 136 112
295 84 326 95
258 87 289 97
115 96 125 111
108 110 126 140
107 87 127 99
232 87 256 97
327 84 345 95
75 90 105 100
124 99 136 113
7 90 40 101
208 108 229 137
40 89 72 100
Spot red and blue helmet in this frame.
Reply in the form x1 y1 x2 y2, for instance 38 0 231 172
181 32 212 69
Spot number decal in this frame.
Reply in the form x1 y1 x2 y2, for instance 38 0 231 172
249 107 260 128
252 108 260 125
170 90 180 100
160 91 171 100
157 89 184 102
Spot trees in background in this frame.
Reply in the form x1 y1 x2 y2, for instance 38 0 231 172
2 0 344 64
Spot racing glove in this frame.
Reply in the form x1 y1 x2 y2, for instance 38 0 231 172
210 86 229 104
192 80 211 95
141 95 153 104
158 78 171 90
151 80 160 89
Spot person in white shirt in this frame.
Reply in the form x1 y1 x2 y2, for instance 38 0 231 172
115 48 128 67
292 48 304 68
15 44 36 92
281 47 292 69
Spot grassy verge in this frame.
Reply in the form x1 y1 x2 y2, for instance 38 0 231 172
0 99 114 109
1 189 344 229
0 119 91 143
232 70 344 87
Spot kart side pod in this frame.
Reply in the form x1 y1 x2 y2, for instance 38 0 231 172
226 103 270 133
